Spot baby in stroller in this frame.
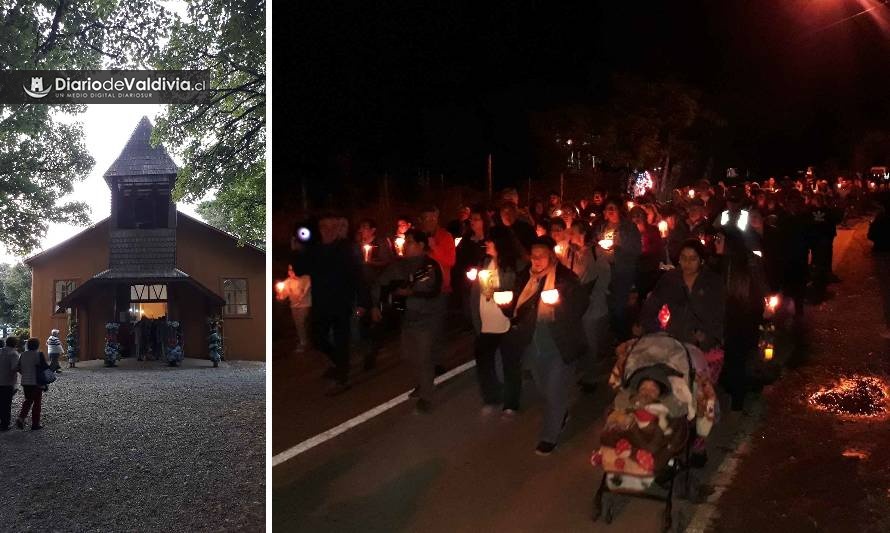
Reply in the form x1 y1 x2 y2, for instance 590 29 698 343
592 332 719 529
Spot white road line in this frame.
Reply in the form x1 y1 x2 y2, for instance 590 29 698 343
272 359 477 468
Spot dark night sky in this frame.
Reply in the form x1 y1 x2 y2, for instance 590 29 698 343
282 0 890 198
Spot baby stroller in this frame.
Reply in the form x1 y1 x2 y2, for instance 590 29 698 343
591 332 719 531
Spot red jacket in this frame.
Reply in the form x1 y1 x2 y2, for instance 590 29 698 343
428 227 456 293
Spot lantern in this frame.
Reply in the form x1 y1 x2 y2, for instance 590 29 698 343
540 289 560 305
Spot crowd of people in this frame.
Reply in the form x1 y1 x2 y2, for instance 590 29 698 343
281 174 890 455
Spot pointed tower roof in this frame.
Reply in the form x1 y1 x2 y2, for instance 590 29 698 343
103 116 178 182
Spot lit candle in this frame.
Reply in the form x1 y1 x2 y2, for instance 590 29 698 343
688 189 695 198
362 244 373 262
478 269 491 284
275 281 286 301
658 304 671 330
540 289 560 305
394 235 405 256
753 250 762 257
493 291 514 305
765 294 780 312
763 345 774 361
554 243 564 256
657 220 668 238
454 237 462 247
466 268 478 281
554 209 563 217
627 201 635 211
598 238 614 250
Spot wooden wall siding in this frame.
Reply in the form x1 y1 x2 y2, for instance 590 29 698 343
28 213 265 362
109 229 176 271
175 215 265 361
29 220 110 355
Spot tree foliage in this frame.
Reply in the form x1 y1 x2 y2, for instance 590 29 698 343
152 0 266 247
0 262 31 331
0 0 172 256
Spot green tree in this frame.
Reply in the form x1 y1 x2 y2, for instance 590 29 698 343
152 0 266 247
0 0 172 256
0 262 32 332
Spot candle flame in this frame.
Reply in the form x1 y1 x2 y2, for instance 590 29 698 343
598 239 614 250
454 237 462 247
766 294 780 311
657 220 668 238
763 346 774 361
753 250 762 257
688 189 695 198
466 268 478 281
478 269 491 283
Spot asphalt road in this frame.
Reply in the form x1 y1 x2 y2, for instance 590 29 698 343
272 226 860 533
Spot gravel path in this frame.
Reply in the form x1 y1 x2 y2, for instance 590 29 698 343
0 358 265 533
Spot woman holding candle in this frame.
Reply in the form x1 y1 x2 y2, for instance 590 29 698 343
641 239 724 353
454 205 490 314
593 198 641 340
500 236 588 455
468 226 527 414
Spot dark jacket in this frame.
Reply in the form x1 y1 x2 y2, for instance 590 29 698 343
468 256 526 334
501 263 589 363
371 255 443 322
640 268 725 351
309 239 364 311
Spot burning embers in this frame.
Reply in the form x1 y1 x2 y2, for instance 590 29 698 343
809 375 890 417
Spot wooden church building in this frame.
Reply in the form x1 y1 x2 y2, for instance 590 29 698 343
26 116 265 362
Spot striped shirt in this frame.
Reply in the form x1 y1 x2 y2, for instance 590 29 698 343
47 336 63 355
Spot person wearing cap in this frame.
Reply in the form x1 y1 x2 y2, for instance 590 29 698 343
46 329 64 373
499 236 589 455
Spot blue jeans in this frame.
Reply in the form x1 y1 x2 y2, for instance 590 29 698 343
528 323 575 444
